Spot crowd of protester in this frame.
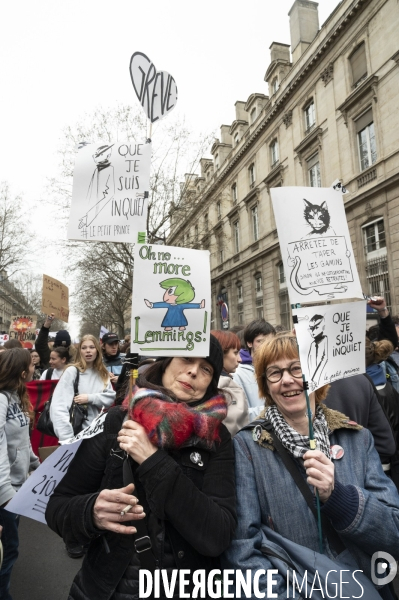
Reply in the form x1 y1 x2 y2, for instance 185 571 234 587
0 299 398 599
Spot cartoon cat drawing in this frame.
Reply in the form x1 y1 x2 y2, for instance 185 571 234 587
302 199 336 237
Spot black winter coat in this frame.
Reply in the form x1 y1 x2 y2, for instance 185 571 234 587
46 407 236 600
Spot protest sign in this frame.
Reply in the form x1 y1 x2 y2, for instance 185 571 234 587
9 315 37 343
271 187 363 305
6 411 107 524
293 300 366 391
130 52 178 123
41 274 69 322
131 244 211 356
68 140 151 243
100 325 109 339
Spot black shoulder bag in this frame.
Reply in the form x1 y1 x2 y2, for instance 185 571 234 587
37 368 85 437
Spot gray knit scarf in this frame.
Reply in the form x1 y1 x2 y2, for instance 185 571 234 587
267 404 331 459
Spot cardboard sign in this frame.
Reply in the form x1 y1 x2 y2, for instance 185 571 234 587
131 244 211 356
271 187 363 305
68 140 151 243
41 274 69 322
9 315 37 343
6 411 107 523
130 52 178 123
293 300 366 391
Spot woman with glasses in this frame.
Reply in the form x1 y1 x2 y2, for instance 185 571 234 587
223 332 399 600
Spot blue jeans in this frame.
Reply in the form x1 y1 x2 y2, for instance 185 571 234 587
0 507 19 600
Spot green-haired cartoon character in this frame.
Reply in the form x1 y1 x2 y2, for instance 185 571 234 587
144 278 205 331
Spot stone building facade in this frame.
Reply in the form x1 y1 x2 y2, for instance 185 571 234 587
168 0 399 331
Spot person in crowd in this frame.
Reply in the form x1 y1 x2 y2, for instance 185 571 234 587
120 334 131 354
0 348 39 599
101 332 124 385
29 349 43 380
40 346 70 380
390 315 399 366
35 313 72 369
223 333 399 600
211 329 249 436
50 335 115 443
233 318 275 419
325 373 396 466
3 340 22 349
367 296 398 350
364 337 399 491
46 335 236 600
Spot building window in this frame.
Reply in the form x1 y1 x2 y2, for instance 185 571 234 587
204 213 208 232
237 283 243 324
237 283 243 302
307 153 321 187
255 274 263 319
356 109 376 171
215 153 219 170
251 205 259 242
279 290 291 330
272 77 279 94
350 43 367 87
278 262 286 285
194 224 199 242
217 201 221 220
255 274 263 296
233 220 240 254
363 219 386 254
234 133 239 146
217 234 224 264
250 107 257 123
232 183 238 204
271 140 279 167
304 101 315 132
249 163 256 187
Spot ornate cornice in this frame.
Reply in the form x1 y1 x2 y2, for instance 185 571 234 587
242 187 260 205
294 126 323 165
282 110 293 128
263 163 285 187
337 75 378 124
320 62 334 86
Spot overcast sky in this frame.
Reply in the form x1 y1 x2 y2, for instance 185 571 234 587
1 0 340 336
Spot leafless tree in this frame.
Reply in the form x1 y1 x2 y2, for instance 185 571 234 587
0 183 30 277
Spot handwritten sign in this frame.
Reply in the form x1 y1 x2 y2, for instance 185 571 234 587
6 411 107 523
41 274 69 322
9 316 37 343
68 140 151 243
271 187 363 304
293 300 366 391
131 244 211 356
130 52 178 123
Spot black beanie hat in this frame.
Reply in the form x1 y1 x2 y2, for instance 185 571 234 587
54 330 71 348
206 334 224 381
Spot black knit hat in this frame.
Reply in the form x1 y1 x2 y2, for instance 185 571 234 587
54 330 71 348
206 334 224 381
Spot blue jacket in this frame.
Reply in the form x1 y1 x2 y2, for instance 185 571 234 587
222 405 399 599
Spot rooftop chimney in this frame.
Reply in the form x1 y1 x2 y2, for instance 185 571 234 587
289 0 319 64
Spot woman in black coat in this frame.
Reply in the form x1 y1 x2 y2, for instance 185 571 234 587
46 335 236 600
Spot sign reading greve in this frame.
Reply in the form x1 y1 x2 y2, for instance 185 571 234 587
41 274 69 322
131 244 211 356
68 140 151 243
9 316 37 342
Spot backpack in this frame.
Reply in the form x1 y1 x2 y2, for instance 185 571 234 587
381 357 399 393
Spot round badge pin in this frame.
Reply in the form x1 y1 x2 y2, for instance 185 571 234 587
253 425 262 442
330 445 344 460
190 452 203 467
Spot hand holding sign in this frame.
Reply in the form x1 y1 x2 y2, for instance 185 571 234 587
130 52 178 123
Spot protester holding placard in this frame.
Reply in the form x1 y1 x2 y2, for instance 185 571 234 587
46 335 236 599
0 348 39 599
35 313 72 369
223 333 399 600
50 335 115 443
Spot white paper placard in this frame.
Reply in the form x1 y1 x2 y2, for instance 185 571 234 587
293 300 366 391
271 187 363 305
131 244 211 356
68 140 151 243
6 441 82 524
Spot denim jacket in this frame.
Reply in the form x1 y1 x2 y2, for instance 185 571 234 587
222 405 399 599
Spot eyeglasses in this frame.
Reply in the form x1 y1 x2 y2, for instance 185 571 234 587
265 362 303 383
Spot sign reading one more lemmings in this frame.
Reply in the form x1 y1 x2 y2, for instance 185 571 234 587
9 316 37 343
68 140 152 243
131 244 211 356
292 300 366 392
271 187 363 305
41 274 69 322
